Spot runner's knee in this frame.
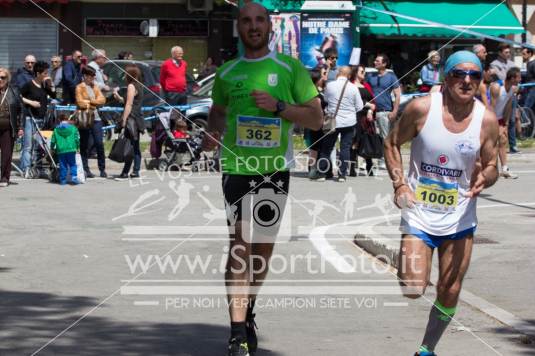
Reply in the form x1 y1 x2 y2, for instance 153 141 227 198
398 271 427 298
437 279 462 300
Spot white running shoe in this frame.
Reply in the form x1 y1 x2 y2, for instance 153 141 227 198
501 168 518 179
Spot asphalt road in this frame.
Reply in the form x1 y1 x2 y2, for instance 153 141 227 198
0 151 534 355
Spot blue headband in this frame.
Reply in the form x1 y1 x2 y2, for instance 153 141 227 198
444 50 482 74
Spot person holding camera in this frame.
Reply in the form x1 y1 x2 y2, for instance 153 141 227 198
75 66 106 178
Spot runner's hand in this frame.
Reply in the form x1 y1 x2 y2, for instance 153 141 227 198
202 131 221 151
394 185 416 209
466 161 485 198
251 90 277 112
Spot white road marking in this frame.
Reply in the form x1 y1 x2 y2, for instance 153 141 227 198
133 300 160 306
383 302 409 307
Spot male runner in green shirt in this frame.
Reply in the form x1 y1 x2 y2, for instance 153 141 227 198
202 3 322 355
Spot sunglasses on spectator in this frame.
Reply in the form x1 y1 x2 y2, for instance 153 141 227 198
26 61 35 64
329 56 338 60
0 76 7 80
450 69 482 80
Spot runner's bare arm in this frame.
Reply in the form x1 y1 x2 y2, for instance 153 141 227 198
467 110 499 197
385 96 429 186
250 90 323 130
385 96 429 208
203 104 226 151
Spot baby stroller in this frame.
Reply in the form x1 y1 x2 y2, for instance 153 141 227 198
151 108 204 172
25 115 59 182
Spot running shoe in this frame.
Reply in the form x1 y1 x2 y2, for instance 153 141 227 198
228 337 250 356
414 352 437 356
313 175 326 182
336 176 346 182
114 173 129 181
501 169 518 179
0 181 8 187
246 313 258 354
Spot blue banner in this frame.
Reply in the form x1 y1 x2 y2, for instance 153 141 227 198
300 13 353 69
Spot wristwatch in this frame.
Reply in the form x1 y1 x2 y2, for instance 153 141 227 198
274 101 287 116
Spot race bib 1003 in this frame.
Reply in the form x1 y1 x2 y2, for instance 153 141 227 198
415 177 459 212
236 115 281 148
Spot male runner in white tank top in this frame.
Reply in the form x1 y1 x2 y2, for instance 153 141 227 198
384 51 499 356
490 67 521 179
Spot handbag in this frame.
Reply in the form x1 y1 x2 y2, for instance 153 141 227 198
126 118 138 140
322 79 349 134
108 134 134 163
75 110 95 129
357 120 384 159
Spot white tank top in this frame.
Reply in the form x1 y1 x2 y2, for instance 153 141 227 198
401 92 484 236
493 85 513 119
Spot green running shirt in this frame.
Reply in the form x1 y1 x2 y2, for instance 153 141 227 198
212 52 318 175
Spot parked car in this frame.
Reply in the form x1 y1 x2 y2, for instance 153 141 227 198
103 60 164 107
184 73 216 133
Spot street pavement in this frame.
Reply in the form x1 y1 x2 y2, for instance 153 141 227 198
0 150 534 355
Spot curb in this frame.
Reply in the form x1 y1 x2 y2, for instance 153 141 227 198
354 233 399 269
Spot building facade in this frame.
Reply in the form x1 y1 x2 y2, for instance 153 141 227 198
0 0 236 72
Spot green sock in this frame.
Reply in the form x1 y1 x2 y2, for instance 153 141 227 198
420 300 456 353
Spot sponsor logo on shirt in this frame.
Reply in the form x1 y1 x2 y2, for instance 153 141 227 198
421 162 462 178
438 154 449 166
455 139 476 155
231 74 248 81
268 73 278 87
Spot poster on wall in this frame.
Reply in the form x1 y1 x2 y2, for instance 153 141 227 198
269 13 300 59
300 13 353 69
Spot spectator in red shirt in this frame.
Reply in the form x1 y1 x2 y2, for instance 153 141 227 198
160 46 188 105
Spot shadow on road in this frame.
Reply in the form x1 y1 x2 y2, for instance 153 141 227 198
490 320 535 355
0 289 282 356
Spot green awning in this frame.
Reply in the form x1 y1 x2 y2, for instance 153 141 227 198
360 1 525 38
262 0 303 12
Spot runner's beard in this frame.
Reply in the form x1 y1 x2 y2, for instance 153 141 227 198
242 31 270 51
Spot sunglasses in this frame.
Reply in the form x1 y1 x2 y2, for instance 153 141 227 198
25 62 35 64
329 56 338 60
0 76 7 80
450 69 482 80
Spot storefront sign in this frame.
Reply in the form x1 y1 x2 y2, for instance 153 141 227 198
299 12 352 69
270 13 300 59
85 19 209 37
158 19 209 37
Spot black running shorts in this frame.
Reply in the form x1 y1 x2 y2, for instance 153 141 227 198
222 171 290 228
